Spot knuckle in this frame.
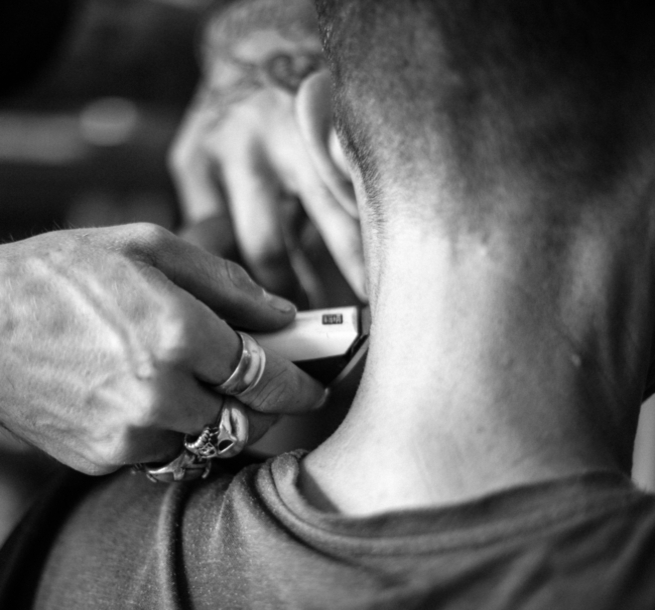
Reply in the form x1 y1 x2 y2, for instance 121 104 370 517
246 370 288 412
122 223 172 263
132 222 171 248
155 317 193 363
222 258 259 294
91 421 161 468
127 382 165 428
89 436 129 471
130 400 159 430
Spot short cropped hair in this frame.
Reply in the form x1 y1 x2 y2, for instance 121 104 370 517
315 0 655 228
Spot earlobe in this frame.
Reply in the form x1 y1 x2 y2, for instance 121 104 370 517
296 69 358 218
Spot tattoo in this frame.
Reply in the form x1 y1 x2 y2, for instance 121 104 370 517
264 51 323 93
198 0 324 122
203 0 321 56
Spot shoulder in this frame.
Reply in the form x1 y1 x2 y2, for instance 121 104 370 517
0 453 271 608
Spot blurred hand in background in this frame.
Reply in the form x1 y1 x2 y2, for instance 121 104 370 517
169 0 366 305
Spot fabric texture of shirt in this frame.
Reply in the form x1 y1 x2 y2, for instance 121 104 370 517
1 450 655 609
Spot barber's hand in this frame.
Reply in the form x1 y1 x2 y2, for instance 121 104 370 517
0 224 324 475
169 0 366 302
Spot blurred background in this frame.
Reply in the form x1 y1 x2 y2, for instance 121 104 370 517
0 0 654 544
0 0 206 542
0 0 204 241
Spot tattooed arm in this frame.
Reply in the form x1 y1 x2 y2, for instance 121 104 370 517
169 0 366 302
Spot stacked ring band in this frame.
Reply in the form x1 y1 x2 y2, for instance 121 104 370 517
132 449 210 483
216 332 266 399
184 401 248 460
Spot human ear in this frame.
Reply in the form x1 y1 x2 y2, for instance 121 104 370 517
296 69 358 218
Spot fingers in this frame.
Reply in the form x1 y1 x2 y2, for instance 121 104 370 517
168 96 226 225
153 294 323 446
207 398 278 459
221 156 302 299
237 344 327 414
69 368 285 475
185 308 326 417
115 223 297 331
144 389 281 465
3 225 314 477
170 91 304 302
105 226 322 468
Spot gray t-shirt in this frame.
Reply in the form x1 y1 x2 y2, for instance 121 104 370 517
2 451 655 609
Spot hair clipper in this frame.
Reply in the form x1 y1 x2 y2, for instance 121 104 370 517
250 306 370 386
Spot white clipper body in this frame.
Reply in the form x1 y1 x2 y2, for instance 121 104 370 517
250 306 370 385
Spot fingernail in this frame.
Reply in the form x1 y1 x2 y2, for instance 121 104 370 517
265 291 296 314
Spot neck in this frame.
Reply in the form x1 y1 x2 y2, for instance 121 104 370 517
302 188 655 516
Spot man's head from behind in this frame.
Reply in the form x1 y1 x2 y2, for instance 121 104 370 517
312 0 655 239
296 1 655 482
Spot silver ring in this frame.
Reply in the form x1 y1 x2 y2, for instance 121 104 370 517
184 400 249 459
132 401 249 483
216 332 266 399
132 450 211 483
